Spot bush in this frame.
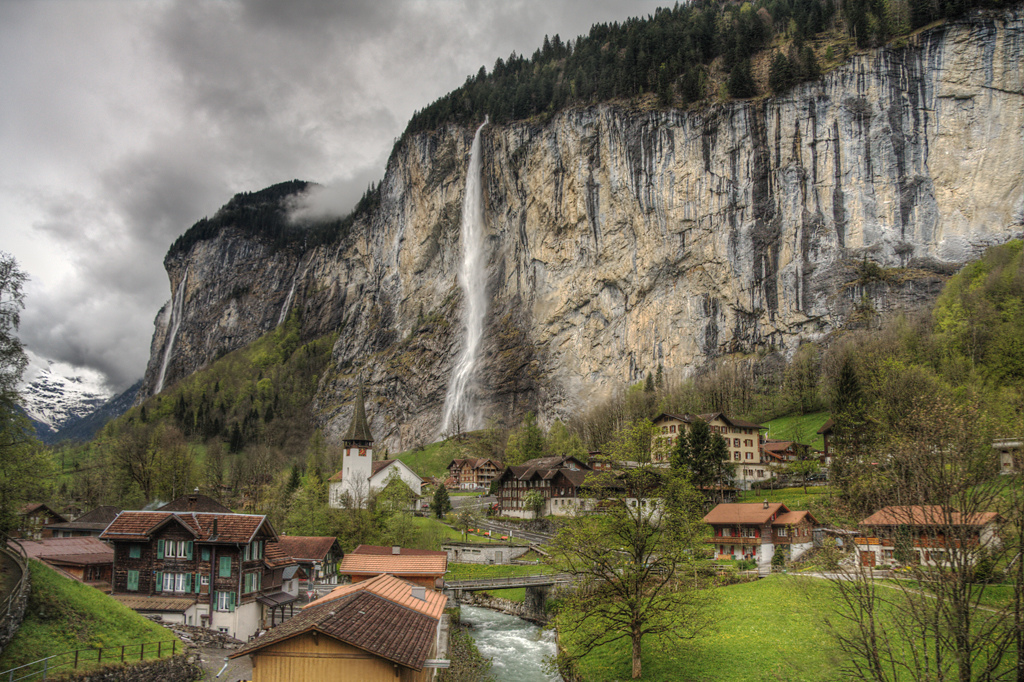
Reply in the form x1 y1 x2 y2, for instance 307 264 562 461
737 559 757 571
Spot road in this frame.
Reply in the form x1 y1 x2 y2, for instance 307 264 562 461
473 519 554 545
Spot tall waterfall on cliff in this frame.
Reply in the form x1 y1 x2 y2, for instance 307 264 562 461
154 269 188 395
441 118 488 435
278 263 306 326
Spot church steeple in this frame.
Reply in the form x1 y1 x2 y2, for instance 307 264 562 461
343 382 374 446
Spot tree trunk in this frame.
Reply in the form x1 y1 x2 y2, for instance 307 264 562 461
631 631 642 679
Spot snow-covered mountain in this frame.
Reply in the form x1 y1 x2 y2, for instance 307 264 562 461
19 353 113 437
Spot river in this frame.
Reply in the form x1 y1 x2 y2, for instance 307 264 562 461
460 606 562 682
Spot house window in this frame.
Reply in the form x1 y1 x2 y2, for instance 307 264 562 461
163 572 191 593
734 453 740 461
127 570 139 592
777 527 788 537
129 544 141 559
746 453 752 460
734 438 740 446
216 591 235 612
201 575 210 585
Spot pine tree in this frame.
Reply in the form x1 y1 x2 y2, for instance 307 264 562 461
433 484 452 519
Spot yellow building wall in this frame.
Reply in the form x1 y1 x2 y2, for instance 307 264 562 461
250 631 430 682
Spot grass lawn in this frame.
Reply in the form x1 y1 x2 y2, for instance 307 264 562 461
736 486 833 508
408 516 528 546
762 411 831 450
568 575 844 681
395 440 452 479
0 561 180 676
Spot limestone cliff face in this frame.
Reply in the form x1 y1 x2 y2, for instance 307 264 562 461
142 10 1024 451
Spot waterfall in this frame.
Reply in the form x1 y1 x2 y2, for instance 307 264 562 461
154 269 188 395
442 119 488 435
278 263 305 326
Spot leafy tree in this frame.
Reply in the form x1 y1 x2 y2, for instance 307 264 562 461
551 468 712 679
0 253 27 414
455 508 475 541
546 420 586 460
787 458 821 494
892 524 917 566
523 490 545 520
284 472 331 536
606 418 661 465
433 484 452 519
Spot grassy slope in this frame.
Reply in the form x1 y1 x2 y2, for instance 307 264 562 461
571 575 844 682
762 411 831 450
0 561 178 674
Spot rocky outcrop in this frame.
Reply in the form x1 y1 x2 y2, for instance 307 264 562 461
141 9 1024 451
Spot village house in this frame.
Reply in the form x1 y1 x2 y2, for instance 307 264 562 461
99 509 291 640
14 536 114 591
855 505 1002 568
651 413 767 489
47 505 121 539
13 503 68 540
327 385 423 509
759 440 808 464
230 573 448 682
273 535 343 588
339 545 447 589
702 502 818 568
494 455 592 518
817 419 835 466
446 457 502 490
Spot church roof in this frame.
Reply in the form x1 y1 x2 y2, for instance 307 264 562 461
344 383 374 444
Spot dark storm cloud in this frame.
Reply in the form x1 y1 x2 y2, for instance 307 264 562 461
5 0 658 392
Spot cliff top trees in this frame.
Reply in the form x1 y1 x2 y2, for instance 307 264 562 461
551 467 713 679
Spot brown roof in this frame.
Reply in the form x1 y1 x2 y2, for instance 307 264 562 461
307 573 446 619
112 594 196 612
340 552 446 577
351 545 446 557
39 552 113 566
703 503 790 525
861 506 1000 528
264 541 296 568
231 589 438 670
100 511 274 544
274 536 340 562
774 510 818 526
817 418 835 434
761 441 795 452
20 503 67 522
15 536 111 560
74 506 122 524
158 494 232 513
652 412 765 430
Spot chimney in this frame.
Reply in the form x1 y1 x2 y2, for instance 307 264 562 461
392 546 401 555
411 586 426 601
212 518 218 538
763 499 769 510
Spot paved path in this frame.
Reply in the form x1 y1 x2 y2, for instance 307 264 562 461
196 646 251 682
473 519 553 545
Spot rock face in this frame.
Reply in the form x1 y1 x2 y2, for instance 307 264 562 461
141 10 1024 452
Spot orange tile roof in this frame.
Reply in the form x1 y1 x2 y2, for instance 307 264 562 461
351 544 446 557
307 574 446 619
773 510 818 526
861 506 1000 528
340 552 446 577
703 503 790 525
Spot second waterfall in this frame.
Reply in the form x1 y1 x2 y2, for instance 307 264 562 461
441 118 489 435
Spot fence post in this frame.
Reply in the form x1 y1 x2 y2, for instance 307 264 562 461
140 642 144 661
158 642 162 658
121 645 125 663
74 650 79 668
42 657 47 681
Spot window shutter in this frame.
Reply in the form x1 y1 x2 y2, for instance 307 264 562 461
186 541 193 560
184 573 192 593
201 547 210 561
195 573 200 593
127 570 139 591
129 544 141 559
219 556 231 578
155 572 163 592
228 591 236 612
156 539 164 559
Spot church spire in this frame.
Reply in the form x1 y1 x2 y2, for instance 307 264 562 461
343 382 374 445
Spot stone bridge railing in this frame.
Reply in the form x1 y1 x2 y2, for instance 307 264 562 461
444 573 573 592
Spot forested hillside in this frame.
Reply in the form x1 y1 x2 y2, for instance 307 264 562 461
404 0 1009 134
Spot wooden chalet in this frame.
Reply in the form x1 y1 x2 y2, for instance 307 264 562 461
494 455 592 518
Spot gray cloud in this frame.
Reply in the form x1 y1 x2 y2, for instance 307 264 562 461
3 0 659 393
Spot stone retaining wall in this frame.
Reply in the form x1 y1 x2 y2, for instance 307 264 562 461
154 621 244 649
0 545 30 656
54 653 202 682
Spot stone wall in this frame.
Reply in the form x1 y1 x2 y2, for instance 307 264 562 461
155 621 244 649
0 544 30 657
55 653 202 682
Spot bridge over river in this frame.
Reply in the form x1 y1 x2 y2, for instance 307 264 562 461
444 573 574 621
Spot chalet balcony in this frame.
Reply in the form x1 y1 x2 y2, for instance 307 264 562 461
705 537 762 546
855 537 980 549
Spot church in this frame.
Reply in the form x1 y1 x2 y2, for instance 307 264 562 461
327 384 423 509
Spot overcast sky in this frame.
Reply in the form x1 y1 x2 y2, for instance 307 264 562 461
2 0 661 394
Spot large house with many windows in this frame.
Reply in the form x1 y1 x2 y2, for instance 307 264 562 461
446 458 502 490
100 509 295 640
494 456 592 518
855 505 1002 568
702 502 818 569
652 413 767 488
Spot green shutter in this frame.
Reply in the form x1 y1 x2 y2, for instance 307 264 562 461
201 547 210 561
219 556 231 578
228 591 236 612
127 570 139 591
156 539 164 560
155 572 162 592
186 541 193 560
184 573 192 593
129 544 140 559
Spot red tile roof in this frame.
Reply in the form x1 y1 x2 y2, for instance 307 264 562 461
351 545 446 557
341 551 446 577
774 510 818 526
274 536 340 562
861 506 1000 528
99 511 274 544
231 586 438 670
